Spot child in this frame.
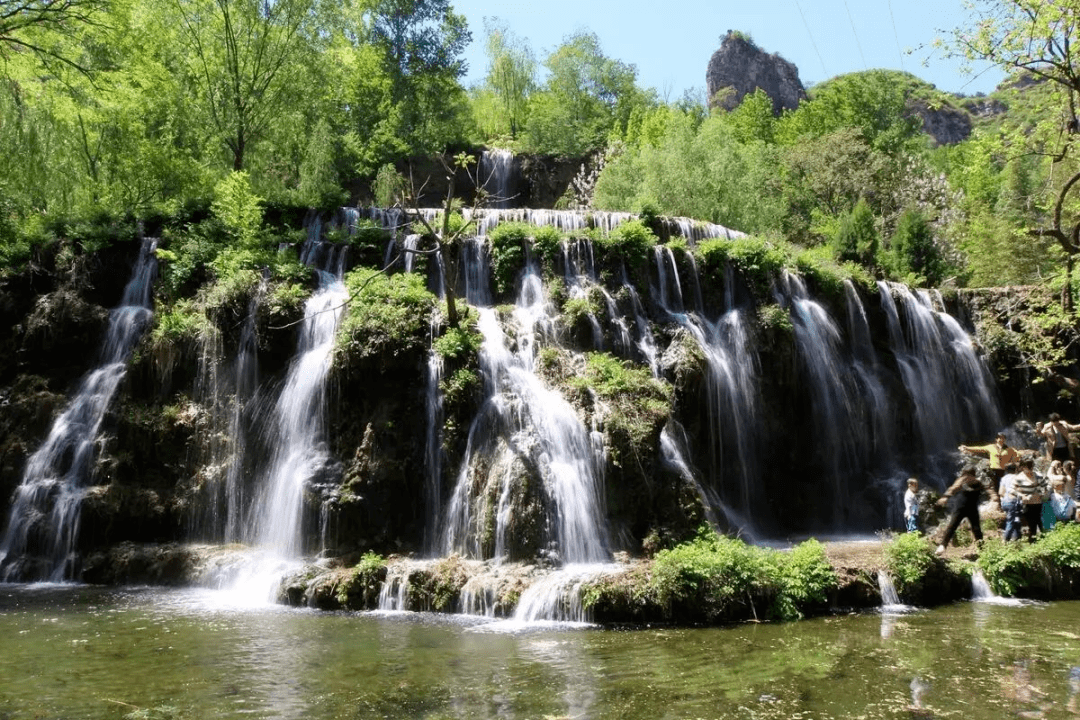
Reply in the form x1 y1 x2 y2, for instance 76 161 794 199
904 478 920 533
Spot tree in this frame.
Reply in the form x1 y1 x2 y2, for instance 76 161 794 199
0 0 106 74
833 198 879 267
366 0 471 155
169 0 314 171
954 0 1080 311
524 31 643 156
482 17 534 140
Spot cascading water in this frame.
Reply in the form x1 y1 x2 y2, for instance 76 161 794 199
191 282 263 543
653 246 761 526
0 238 158 581
480 149 515 209
249 268 348 559
878 282 1002 471
780 272 871 528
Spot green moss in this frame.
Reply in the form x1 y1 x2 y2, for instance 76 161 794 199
488 222 530 296
570 352 671 467
697 235 789 297
338 268 436 362
336 552 387 608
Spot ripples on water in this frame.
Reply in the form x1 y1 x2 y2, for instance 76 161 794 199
1 584 1078 719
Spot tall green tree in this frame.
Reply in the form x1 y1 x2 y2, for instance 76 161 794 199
954 0 1080 309
482 17 534 140
169 0 314 171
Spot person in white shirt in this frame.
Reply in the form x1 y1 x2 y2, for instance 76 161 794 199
903 478 920 533
998 463 1022 541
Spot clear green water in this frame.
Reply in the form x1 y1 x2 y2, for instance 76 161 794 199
1 585 1079 719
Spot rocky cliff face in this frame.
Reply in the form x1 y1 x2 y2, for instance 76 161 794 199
706 32 807 114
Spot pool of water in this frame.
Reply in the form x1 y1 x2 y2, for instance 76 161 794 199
1 584 1078 719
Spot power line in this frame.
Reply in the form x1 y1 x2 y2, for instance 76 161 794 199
793 0 827 77
844 0 867 70
887 0 904 71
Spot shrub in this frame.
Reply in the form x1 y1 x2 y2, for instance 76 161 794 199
647 527 837 622
336 552 387 608
597 218 656 269
339 268 436 361
488 221 530 295
211 171 263 249
978 524 1080 597
883 531 935 598
433 325 482 361
531 225 563 266
831 198 878 267
697 234 789 297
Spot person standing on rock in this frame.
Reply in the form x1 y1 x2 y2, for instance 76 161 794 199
960 433 1020 505
935 466 985 555
1014 457 1047 542
903 478 920 533
999 463 1023 541
1042 414 1079 462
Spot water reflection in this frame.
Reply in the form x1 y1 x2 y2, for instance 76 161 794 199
1 585 1079 719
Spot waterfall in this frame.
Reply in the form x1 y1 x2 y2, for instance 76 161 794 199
653 248 761 525
191 282 263 543
659 422 721 529
843 280 894 461
781 272 870 527
480 149 514 209
0 238 158 581
878 282 1002 464
248 270 347 558
423 348 445 552
877 570 903 607
440 259 610 565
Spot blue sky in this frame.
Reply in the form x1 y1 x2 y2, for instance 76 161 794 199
451 0 1006 98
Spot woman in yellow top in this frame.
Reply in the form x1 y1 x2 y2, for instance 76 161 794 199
959 432 1020 506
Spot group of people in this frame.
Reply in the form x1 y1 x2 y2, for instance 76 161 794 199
902 425 1080 555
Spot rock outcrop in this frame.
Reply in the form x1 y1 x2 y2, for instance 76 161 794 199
706 31 807 115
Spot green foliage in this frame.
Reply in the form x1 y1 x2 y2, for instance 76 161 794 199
151 300 207 345
883 531 936 598
697 235 789 296
339 267 436 361
977 524 1080 597
596 218 656 269
433 325 482 360
887 207 948 287
648 527 837 622
336 552 387 608
531 225 563 266
211 172 263 249
440 367 480 408
570 352 671 468
373 164 405 208
832 198 879 267
488 221 529 295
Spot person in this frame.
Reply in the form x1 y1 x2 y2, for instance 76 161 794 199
1064 459 1077 500
1050 479 1078 524
999 462 1023 541
903 478 920 533
960 433 1020 505
1042 413 1079 462
1046 460 1069 530
1014 457 1047 542
935 466 985 555
1035 421 1052 462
